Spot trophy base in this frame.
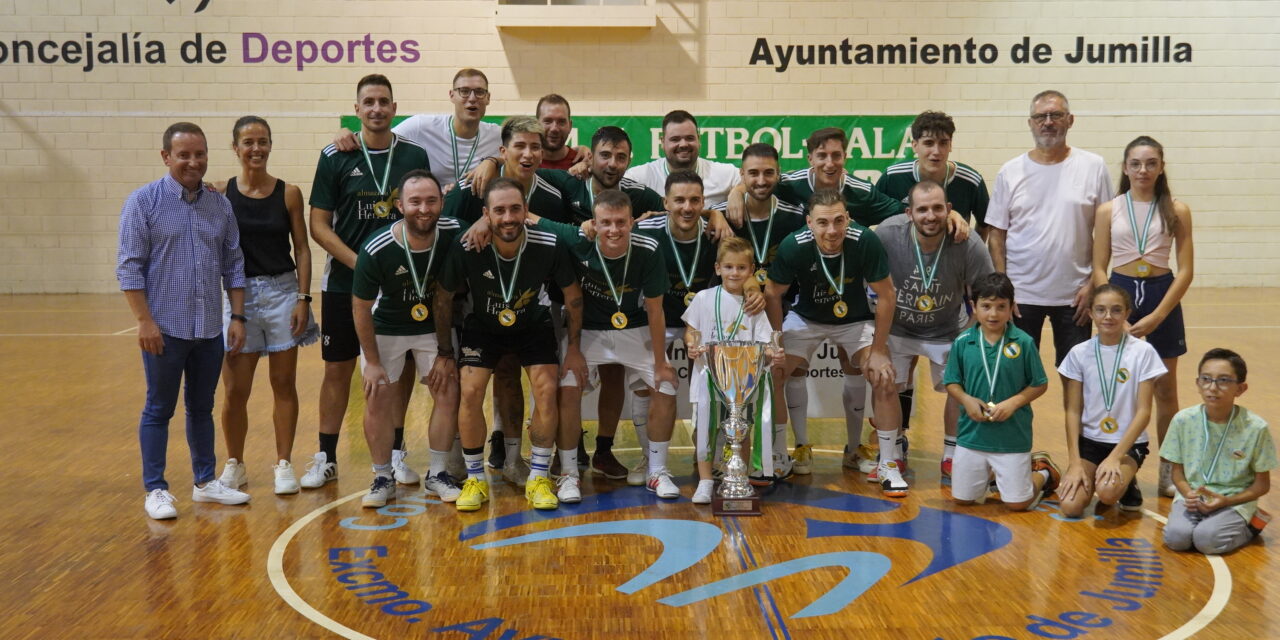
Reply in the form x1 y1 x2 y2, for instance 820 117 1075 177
713 492 761 517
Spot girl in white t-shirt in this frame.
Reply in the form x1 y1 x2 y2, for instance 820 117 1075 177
684 238 783 504
1058 284 1167 517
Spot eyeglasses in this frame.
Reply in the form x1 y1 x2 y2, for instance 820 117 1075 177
1196 375 1239 389
1030 111 1068 124
453 87 489 99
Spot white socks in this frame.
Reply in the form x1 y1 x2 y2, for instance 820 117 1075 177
785 376 809 445
842 374 867 449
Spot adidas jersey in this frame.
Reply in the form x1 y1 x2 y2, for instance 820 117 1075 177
441 169 574 225
309 134 430 294
538 170 666 223
635 215 718 327
768 223 890 325
438 227 577 335
534 218 669 331
351 218 461 336
874 160 990 227
775 167 903 227
711 196 807 269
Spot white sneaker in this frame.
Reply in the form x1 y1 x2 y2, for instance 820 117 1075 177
273 460 300 495
627 458 649 486
1158 460 1176 498
424 471 462 503
144 489 177 519
219 458 247 489
299 452 338 489
773 453 795 479
362 475 396 508
192 479 251 505
878 461 909 498
392 449 420 485
556 474 582 503
692 479 714 505
503 458 531 487
647 469 680 499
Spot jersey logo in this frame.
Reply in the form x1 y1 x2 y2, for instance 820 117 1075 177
349 167 364 177
512 289 537 310
1002 343 1021 359
1116 368 1130 383
394 266 408 276
462 347 481 359
482 270 494 280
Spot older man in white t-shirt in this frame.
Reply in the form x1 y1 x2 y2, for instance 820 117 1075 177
986 90 1112 381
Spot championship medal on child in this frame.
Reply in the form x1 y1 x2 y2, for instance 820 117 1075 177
398 220 438 322
1125 192 1156 278
491 230 528 328
910 225 945 314
978 329 1006 420
1093 334 1127 434
596 238 632 330
744 193 776 287
816 243 848 320
667 215 703 307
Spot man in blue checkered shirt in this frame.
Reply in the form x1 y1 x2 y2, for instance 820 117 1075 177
116 122 253 520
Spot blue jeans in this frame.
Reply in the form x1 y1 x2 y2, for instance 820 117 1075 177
139 334 224 491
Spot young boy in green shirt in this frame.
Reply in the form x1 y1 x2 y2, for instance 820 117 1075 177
1162 348 1276 554
943 272 1060 510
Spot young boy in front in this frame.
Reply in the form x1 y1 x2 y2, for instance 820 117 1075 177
1162 348 1276 555
943 272 1060 510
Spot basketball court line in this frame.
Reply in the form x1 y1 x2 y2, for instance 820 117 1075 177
1142 509 1232 640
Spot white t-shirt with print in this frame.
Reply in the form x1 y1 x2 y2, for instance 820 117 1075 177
1058 335 1166 444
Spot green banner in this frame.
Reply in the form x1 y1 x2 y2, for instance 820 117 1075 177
341 115 915 180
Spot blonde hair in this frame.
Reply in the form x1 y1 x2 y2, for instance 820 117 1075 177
716 236 755 264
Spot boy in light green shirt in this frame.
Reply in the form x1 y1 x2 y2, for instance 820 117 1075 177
1163 348 1277 555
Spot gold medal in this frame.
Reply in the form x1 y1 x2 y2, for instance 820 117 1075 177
1100 416 1119 434
684 291 696 306
497 307 516 327
611 311 629 329
916 294 935 312
984 401 997 419
373 200 392 219
410 303 429 322
755 268 768 285
833 300 848 319
1135 259 1151 277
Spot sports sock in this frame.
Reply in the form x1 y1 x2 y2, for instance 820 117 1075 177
529 446 553 479
648 440 670 476
372 463 393 479
1036 469 1051 483
462 446 485 480
842 374 866 449
943 436 957 460
504 437 521 465
428 448 448 476
392 427 404 451
785 376 809 445
559 448 579 477
319 432 339 464
595 435 615 454
877 430 900 465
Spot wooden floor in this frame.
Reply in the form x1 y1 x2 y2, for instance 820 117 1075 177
3 289 1278 639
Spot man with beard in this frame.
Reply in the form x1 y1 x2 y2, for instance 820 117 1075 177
351 170 462 507
536 94 582 170
542 126 664 223
625 110 741 207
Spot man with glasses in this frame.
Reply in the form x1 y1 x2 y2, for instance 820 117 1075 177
986 90 1112 389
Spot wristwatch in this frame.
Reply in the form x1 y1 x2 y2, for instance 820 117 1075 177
230 313 248 323
297 293 313 302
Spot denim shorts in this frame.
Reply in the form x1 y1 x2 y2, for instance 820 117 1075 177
223 272 319 354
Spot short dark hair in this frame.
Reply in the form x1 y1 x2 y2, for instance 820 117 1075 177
591 126 632 152
971 272 1015 304
664 169 703 196
1199 348 1248 383
163 122 205 151
397 169 442 197
906 180 944 209
483 176 526 206
807 189 845 212
662 110 698 134
357 74 393 99
741 143 779 163
231 116 271 145
593 188 632 216
911 110 955 141
535 94 571 119
806 127 847 154
501 116 545 147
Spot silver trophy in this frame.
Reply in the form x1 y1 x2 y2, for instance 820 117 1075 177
705 339 770 516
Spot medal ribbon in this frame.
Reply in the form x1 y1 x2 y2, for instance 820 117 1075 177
1124 192 1157 257
448 116 480 187
1198 405 1238 486
713 286 748 342
814 244 846 298
977 328 1005 403
397 221 439 303
910 226 946 291
357 131 397 197
498 165 536 206
595 239 632 313
743 193 777 265
1092 335 1127 414
666 215 704 293
491 230 528 306
913 160 956 188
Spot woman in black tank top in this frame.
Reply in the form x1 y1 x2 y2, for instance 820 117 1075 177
215 116 316 496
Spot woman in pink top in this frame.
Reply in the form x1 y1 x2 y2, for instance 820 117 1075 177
1091 136 1195 498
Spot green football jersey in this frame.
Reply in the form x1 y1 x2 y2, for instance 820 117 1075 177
309 134 430 294
351 218 461 336
775 167 902 227
767 223 889 325
538 171 666 223
439 227 577 334
441 170 574 225
711 195 807 269
635 215 718 328
874 160 990 227
534 219 669 331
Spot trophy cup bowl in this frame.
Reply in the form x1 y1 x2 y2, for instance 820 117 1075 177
705 340 769 516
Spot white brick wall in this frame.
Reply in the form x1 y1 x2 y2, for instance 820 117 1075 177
0 0 1277 293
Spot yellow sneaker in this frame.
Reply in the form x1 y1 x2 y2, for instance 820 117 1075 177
455 477 489 512
793 444 814 475
525 475 559 510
